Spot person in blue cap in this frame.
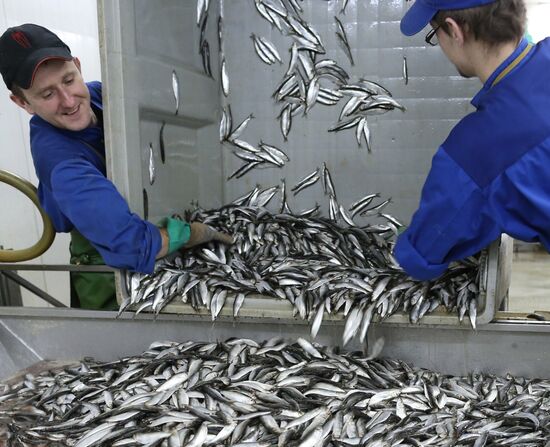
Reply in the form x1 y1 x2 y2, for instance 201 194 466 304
0 24 233 310
395 0 550 280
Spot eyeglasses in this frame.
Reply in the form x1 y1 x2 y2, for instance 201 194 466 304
425 24 441 46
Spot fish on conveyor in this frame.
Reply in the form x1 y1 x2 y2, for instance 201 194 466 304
3 338 550 446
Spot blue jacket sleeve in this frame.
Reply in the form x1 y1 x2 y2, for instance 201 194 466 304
50 158 162 273
394 148 501 281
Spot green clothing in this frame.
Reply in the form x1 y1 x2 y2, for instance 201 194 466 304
69 230 117 310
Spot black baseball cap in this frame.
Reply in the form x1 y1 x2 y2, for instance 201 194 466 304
0 23 72 90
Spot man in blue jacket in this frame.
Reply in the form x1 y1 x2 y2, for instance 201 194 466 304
395 0 550 281
0 24 232 309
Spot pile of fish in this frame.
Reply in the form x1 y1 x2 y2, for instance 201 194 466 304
121 180 481 344
2 338 550 446
139 1 481 342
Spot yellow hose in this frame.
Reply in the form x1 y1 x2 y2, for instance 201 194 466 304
0 170 55 262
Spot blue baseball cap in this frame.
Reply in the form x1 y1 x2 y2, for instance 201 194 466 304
400 0 498 36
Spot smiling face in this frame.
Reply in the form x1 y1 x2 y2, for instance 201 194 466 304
10 58 95 131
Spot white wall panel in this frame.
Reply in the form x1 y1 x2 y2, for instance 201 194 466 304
0 0 100 306
526 3 550 42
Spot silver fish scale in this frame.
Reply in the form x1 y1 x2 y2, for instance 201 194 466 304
122 198 482 343
2 338 550 446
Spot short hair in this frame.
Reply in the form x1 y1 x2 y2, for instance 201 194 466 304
435 0 527 47
10 83 27 102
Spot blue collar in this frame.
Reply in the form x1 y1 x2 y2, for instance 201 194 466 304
471 38 533 108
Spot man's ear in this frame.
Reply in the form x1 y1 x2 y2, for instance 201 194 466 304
445 17 466 46
74 57 82 72
10 93 34 115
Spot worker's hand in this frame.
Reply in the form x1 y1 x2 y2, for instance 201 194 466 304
184 222 234 249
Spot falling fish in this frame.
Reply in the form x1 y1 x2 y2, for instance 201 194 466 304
159 122 166 164
291 168 320 195
334 16 354 66
196 0 210 27
322 162 336 197
217 15 223 51
251 33 283 65
219 105 233 142
200 39 212 78
148 143 155 185
403 55 409 85
229 113 254 141
171 70 179 115
221 58 230 97
142 188 148 220
340 0 351 14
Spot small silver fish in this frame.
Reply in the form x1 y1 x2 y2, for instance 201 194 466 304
148 143 155 185
221 58 230 97
171 70 179 115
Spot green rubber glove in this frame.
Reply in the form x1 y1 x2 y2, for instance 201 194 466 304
162 217 191 254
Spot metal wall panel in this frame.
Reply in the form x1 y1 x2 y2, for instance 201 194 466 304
220 0 480 220
101 0 480 222
99 0 509 325
99 0 224 222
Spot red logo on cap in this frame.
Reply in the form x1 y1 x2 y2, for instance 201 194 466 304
11 31 31 48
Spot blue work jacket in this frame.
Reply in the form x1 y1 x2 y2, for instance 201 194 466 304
30 81 161 273
395 38 550 280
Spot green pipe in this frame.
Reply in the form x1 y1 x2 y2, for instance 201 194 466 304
0 170 55 262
